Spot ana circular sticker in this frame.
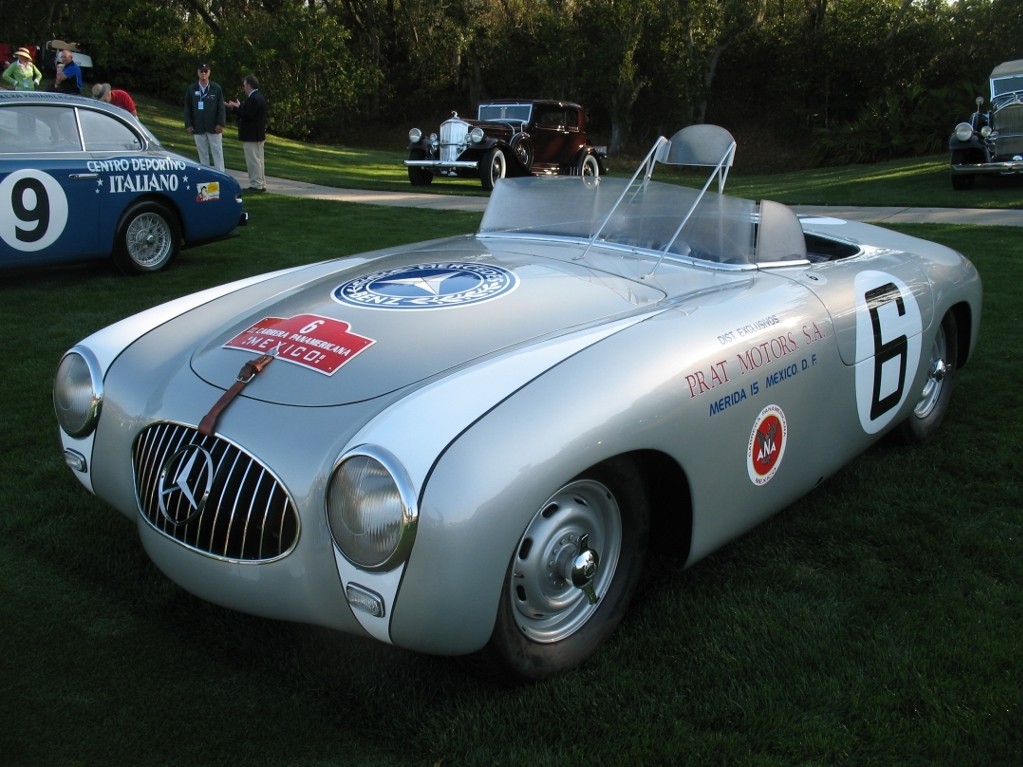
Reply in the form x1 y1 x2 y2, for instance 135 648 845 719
333 261 518 310
0 169 69 252
747 404 787 486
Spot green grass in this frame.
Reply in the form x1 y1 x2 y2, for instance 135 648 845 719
137 94 1023 208
2 123 1021 765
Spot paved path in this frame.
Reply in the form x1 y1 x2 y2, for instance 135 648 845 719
233 171 1023 225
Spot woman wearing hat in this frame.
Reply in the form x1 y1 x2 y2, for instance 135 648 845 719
3 47 42 90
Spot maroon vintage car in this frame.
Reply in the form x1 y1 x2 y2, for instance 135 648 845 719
405 99 607 191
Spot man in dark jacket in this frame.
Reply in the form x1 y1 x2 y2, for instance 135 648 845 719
184 63 227 171
227 74 268 193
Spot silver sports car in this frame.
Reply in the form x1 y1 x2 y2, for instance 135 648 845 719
54 126 982 680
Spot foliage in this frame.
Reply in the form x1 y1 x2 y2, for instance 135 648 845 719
212 10 367 140
812 83 977 166
5 0 1023 162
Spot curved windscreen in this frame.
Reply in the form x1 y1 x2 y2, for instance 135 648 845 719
479 176 758 267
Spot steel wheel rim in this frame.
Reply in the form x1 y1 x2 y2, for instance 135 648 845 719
914 323 948 419
127 212 172 267
509 479 622 643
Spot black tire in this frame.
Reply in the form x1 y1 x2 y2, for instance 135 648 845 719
577 152 600 180
407 149 433 186
898 311 958 443
511 136 534 169
951 173 974 191
479 457 649 681
480 148 507 191
113 201 181 274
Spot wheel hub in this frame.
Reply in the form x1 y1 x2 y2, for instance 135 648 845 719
509 479 621 642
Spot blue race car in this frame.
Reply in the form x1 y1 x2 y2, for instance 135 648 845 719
0 91 247 274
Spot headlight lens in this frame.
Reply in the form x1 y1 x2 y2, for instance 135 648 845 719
469 127 485 143
53 349 102 438
408 127 422 143
980 125 992 138
326 447 417 570
954 122 974 142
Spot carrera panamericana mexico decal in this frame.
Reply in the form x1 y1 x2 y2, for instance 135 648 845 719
853 271 922 434
747 404 787 486
333 262 518 309
224 314 375 375
0 169 70 252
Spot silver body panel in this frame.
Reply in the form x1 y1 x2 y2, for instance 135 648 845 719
57 154 982 659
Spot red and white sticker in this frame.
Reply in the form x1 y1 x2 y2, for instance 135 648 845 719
747 404 787 486
223 314 375 376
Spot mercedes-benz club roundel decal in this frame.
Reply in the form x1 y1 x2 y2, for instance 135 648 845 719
333 262 518 310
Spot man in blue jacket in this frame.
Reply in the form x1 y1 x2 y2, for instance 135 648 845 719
54 49 82 94
183 63 226 171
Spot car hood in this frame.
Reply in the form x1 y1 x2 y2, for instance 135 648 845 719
190 240 666 406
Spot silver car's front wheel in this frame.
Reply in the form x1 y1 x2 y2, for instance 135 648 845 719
480 458 649 681
114 202 181 274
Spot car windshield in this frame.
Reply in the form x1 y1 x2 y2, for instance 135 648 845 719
479 176 757 267
992 74 1023 99
479 126 808 270
477 103 533 123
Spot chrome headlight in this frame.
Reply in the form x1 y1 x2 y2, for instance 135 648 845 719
954 122 975 142
408 127 422 143
53 349 102 438
326 446 417 571
980 125 993 138
429 132 439 150
469 127 484 143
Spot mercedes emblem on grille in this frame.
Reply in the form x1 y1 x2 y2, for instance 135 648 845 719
158 444 214 525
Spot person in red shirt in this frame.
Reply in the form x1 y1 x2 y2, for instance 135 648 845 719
92 83 137 117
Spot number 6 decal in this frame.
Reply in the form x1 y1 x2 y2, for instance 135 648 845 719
0 169 69 252
854 271 922 434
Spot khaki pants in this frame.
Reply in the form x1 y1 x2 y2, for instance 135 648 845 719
243 140 266 190
193 132 225 172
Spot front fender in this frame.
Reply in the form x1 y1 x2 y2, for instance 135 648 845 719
387 311 703 655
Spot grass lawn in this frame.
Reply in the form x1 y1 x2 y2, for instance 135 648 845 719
0 122 1020 765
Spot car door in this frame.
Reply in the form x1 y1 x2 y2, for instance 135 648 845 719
0 103 100 267
531 105 579 171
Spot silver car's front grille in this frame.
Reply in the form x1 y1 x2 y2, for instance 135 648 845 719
133 423 299 562
439 119 469 163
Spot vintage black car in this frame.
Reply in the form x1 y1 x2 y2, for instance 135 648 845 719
405 99 607 191
948 59 1023 190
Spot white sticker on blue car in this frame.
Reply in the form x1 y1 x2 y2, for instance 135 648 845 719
0 169 69 252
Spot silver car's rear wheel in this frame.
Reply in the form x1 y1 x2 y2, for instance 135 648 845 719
480 458 649 681
899 311 958 442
